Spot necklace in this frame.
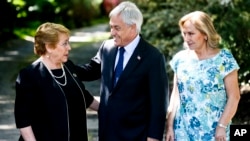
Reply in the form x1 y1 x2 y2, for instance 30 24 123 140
44 62 67 86
50 64 65 79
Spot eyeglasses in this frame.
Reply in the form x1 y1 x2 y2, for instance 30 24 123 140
60 41 70 47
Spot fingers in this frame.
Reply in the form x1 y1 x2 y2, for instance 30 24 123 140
215 136 226 141
165 135 174 141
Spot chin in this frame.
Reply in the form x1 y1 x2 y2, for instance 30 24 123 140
62 59 68 63
187 46 194 50
114 43 120 47
113 39 120 46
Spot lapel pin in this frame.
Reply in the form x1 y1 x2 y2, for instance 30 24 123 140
73 73 77 77
137 55 141 60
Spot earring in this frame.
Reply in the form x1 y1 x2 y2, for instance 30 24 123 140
46 52 50 58
205 37 208 41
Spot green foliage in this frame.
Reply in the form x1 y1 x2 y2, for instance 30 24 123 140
133 0 250 86
209 0 250 86
14 27 36 38
3 0 249 86
0 0 107 44
133 0 250 124
6 0 104 29
0 0 17 42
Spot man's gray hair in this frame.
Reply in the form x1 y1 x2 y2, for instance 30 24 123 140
109 1 143 33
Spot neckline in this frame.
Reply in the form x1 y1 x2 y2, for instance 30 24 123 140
41 60 67 86
191 49 222 62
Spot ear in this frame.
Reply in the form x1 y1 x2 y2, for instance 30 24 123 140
45 44 53 53
204 36 207 41
131 24 136 29
130 24 137 34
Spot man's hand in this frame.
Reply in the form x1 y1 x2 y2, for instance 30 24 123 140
147 137 159 141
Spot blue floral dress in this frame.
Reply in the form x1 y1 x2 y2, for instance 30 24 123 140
169 48 239 141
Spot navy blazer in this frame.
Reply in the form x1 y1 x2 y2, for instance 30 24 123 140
81 37 169 141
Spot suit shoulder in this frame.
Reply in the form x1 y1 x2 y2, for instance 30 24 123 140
19 59 42 75
102 39 115 48
17 59 43 83
141 39 162 55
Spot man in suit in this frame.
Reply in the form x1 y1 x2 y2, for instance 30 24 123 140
81 1 169 141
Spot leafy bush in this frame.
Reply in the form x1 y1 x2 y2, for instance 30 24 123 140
134 0 250 84
132 0 250 124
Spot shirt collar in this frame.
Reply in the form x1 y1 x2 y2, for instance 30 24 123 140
122 35 140 55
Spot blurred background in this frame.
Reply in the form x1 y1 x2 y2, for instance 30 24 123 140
0 0 250 140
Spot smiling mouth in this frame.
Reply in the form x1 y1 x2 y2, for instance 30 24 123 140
187 43 193 46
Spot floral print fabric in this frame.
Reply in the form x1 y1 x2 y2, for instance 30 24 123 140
169 48 239 141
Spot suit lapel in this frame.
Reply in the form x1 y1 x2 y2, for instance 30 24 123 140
105 44 118 91
114 38 146 88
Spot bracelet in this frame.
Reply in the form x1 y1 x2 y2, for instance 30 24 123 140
218 123 227 129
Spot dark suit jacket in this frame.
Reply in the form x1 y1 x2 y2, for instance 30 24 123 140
82 37 169 141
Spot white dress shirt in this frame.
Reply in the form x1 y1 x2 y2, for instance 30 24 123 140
114 35 140 70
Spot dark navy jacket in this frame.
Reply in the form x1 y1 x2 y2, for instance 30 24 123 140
81 37 169 141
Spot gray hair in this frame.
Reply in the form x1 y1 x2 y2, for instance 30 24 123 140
109 1 143 33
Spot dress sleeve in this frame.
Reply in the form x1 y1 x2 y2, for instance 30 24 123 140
169 50 184 73
221 49 240 78
15 68 35 128
83 89 94 108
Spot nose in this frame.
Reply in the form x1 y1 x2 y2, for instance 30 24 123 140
67 45 71 51
183 34 190 42
110 28 116 36
66 43 71 51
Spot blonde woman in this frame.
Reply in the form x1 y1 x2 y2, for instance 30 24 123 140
166 11 240 141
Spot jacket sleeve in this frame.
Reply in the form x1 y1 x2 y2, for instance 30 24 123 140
73 43 104 81
15 68 35 128
148 53 169 140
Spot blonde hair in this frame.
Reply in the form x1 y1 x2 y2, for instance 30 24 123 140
34 22 70 55
179 11 221 48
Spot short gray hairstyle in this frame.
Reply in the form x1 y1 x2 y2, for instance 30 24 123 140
109 1 143 33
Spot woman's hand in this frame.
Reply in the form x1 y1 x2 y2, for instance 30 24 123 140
165 126 175 141
20 126 36 141
215 126 227 141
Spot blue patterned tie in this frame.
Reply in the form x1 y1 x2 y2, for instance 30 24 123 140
114 47 125 86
